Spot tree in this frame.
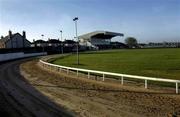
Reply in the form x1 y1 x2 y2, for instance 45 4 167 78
125 37 138 48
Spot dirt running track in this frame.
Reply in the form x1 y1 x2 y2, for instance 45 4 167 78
0 59 75 117
20 59 180 117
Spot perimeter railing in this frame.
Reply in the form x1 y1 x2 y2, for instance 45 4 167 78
39 59 180 94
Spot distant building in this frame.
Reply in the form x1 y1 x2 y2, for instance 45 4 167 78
63 40 76 47
31 39 61 47
79 31 124 49
138 43 147 48
0 30 31 49
47 39 61 47
31 39 47 47
147 42 180 48
110 42 128 49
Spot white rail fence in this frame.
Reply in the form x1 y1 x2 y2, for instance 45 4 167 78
39 60 180 94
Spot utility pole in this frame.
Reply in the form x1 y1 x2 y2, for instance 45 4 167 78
73 17 79 65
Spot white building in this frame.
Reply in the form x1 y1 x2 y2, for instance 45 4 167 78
0 30 31 49
79 31 124 49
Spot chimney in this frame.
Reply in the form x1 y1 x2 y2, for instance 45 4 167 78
9 30 12 38
8 30 13 48
22 31 26 39
1 36 3 39
22 31 26 48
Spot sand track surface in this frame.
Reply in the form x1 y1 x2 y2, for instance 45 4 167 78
0 59 75 117
20 59 180 117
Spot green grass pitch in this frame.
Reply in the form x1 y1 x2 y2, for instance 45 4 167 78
51 48 180 80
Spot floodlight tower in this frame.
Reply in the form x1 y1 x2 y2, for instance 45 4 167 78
41 34 44 52
73 17 79 65
60 30 63 54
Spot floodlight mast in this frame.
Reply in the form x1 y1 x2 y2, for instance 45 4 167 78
60 30 63 54
73 17 79 65
41 34 44 52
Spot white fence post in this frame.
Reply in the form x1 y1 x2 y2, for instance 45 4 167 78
67 69 69 74
176 82 178 94
103 74 105 81
145 79 148 89
77 70 79 77
88 72 90 79
121 76 124 85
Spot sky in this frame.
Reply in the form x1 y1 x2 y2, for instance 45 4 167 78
0 0 180 43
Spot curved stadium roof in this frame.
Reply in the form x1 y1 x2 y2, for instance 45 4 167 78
79 31 124 40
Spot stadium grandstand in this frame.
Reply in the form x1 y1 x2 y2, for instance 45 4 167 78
79 31 124 50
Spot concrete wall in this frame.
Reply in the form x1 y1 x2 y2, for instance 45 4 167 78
0 52 47 62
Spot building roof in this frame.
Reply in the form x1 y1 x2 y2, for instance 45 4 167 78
48 39 61 43
64 40 76 44
0 33 19 43
79 31 124 40
0 32 31 44
33 39 47 43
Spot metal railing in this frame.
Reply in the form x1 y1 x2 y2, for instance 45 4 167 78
39 60 180 94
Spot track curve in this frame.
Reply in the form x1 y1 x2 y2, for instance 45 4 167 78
0 58 75 117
